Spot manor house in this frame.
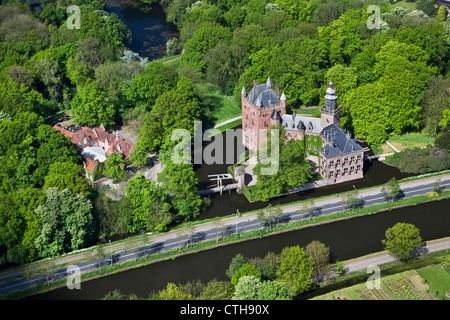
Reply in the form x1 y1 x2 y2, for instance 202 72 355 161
241 77 364 184
53 123 134 179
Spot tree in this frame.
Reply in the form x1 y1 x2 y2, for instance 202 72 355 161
432 177 442 194
125 174 172 233
232 276 262 300
273 0 313 22
166 38 181 56
437 5 447 22
124 61 178 110
335 259 345 276
341 190 360 211
131 77 201 162
345 40 436 143
305 240 332 283
421 77 450 136
297 198 316 220
0 75 47 117
181 21 232 72
226 253 248 279
256 204 284 228
199 279 234 300
231 263 262 285
381 177 402 202
104 152 125 182
157 154 202 222
382 222 423 261
71 79 116 128
15 124 81 188
257 281 291 300
276 245 315 294
43 162 93 198
34 188 95 258
253 135 313 201
435 130 450 151
156 283 193 300
94 244 106 268
0 187 44 264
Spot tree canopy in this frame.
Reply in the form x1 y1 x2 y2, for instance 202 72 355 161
382 222 423 261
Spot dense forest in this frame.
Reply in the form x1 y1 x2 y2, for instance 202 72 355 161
0 0 449 267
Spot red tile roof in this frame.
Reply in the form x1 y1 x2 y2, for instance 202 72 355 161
83 156 96 172
53 124 135 161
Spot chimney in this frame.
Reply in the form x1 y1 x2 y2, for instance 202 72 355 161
115 131 120 141
253 80 258 87
275 85 279 97
292 109 296 121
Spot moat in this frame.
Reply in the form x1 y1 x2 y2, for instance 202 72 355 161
22 0 447 301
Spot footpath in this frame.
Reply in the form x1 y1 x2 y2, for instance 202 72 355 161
343 238 450 274
1 172 450 286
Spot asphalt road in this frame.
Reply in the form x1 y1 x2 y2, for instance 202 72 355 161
1 174 449 297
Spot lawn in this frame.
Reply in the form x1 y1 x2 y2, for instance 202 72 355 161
295 107 319 117
387 131 435 152
417 264 450 299
371 143 395 155
392 0 417 11
196 83 242 125
313 270 438 300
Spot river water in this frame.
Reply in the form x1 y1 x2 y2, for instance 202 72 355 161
30 198 450 300
25 1 448 300
106 0 178 60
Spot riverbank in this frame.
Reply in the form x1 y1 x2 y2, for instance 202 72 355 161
309 241 450 300
4 173 450 299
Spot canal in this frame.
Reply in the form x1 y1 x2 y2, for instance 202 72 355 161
28 0 444 301
193 125 412 220
29 198 450 300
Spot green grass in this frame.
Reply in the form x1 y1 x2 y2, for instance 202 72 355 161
417 264 450 298
153 54 182 64
196 83 241 125
388 131 435 151
204 118 242 139
295 107 319 117
392 0 417 11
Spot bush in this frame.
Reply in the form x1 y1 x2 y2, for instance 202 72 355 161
396 146 450 174
166 38 181 56
435 131 450 151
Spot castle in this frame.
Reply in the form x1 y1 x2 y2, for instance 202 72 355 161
241 77 364 184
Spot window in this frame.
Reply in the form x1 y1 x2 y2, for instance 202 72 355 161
350 156 355 164
308 135 311 140
336 159 341 166
329 170 334 178
329 160 334 168
344 157 348 165
357 155 362 162
336 169 341 176
350 166 354 173
357 164 361 172
314 136 317 141
308 144 311 150
343 167 348 176
314 145 317 151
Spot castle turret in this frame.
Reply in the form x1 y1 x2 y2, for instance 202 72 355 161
280 92 286 111
320 79 341 129
266 76 273 90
